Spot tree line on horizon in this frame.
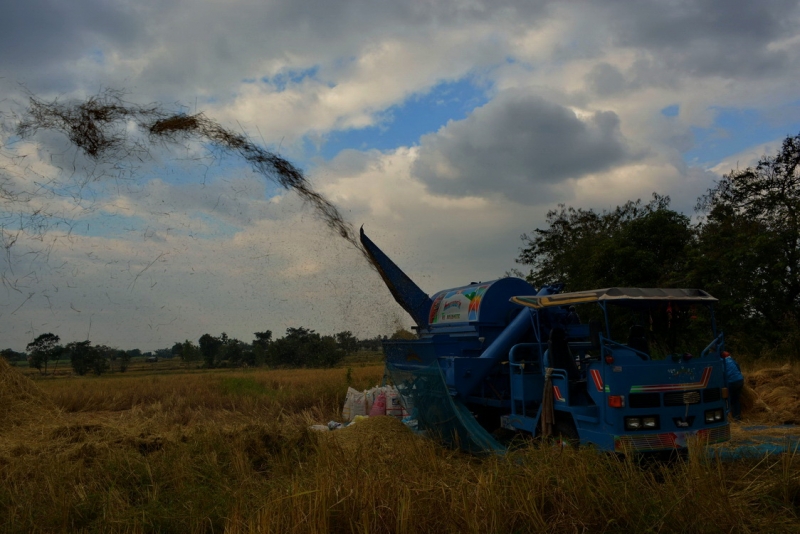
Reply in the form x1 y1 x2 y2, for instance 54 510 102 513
1 329 393 376
515 133 800 358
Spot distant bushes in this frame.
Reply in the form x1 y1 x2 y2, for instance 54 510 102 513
6 328 390 375
190 328 381 369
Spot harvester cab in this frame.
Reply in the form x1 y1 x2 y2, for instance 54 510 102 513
361 229 731 454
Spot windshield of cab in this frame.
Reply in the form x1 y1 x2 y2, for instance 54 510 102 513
602 300 716 360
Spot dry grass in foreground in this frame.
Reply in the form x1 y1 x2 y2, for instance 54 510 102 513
1 359 799 533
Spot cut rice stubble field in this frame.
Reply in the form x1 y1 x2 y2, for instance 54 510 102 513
1 359 799 533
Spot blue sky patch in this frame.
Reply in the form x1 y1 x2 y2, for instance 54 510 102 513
684 105 800 167
88 48 105 65
257 66 320 91
72 209 242 241
71 212 152 239
317 78 489 160
661 104 679 117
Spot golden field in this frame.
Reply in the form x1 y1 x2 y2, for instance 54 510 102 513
1 359 799 533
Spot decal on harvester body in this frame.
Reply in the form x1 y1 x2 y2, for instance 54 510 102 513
629 367 712 393
590 369 604 392
429 283 491 324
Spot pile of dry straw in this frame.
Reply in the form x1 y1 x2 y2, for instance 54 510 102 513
741 364 800 425
0 359 57 432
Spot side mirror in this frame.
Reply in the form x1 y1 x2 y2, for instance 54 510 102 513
589 320 602 350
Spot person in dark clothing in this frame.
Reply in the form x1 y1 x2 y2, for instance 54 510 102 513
548 327 581 382
627 325 650 358
566 306 581 325
722 351 744 421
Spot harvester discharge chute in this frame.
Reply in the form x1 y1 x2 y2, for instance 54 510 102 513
360 228 432 328
361 229 731 455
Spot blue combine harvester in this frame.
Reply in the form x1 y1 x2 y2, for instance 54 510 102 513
361 229 731 454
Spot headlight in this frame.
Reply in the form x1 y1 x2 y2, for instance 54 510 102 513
705 409 724 423
625 417 642 430
625 416 658 431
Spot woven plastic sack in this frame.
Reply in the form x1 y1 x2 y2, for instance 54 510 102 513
365 386 380 413
385 386 405 419
342 387 367 422
369 391 387 416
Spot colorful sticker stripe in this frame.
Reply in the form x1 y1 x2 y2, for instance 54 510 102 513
553 386 566 402
629 367 712 393
590 369 604 392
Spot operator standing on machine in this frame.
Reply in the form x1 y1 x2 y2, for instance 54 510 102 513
722 351 745 421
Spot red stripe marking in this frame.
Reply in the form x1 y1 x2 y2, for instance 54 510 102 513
590 369 604 392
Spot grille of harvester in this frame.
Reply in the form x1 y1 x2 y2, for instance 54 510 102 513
615 424 731 452
664 391 701 406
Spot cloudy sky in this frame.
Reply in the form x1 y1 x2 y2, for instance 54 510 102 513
2 0 800 352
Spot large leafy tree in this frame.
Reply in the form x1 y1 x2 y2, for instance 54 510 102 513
251 331 272 366
335 331 359 354
220 337 248 366
26 333 62 375
66 341 91 376
267 327 343 368
116 349 132 372
695 133 800 351
178 340 202 365
198 334 223 368
66 340 108 376
516 194 693 291
196 332 252 367
253 331 272 349
90 345 113 375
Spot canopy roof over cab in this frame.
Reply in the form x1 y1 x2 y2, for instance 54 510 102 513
510 287 717 309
